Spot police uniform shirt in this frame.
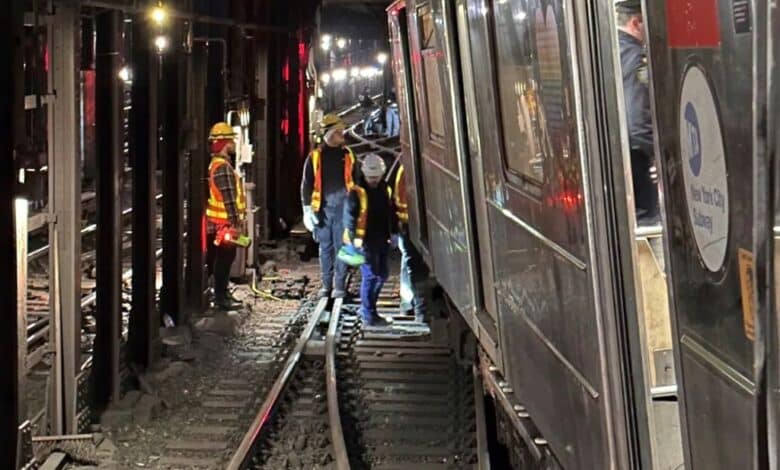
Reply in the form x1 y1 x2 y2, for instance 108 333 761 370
619 30 654 156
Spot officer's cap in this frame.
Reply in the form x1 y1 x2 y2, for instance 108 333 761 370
615 0 641 14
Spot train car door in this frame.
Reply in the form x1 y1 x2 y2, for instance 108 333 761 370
387 0 431 259
768 1 780 467
645 2 766 468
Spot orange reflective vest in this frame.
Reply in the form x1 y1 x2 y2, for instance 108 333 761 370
206 156 246 224
343 184 393 244
310 146 356 212
392 165 408 224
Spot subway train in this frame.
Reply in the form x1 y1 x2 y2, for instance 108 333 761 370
386 0 780 469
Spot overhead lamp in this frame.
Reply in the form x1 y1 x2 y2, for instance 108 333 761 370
150 5 168 26
321 72 331 85
350 67 360 78
376 52 388 65
154 35 169 52
118 66 132 83
332 68 348 82
336 37 347 49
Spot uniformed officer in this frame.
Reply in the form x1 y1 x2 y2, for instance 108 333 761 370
616 0 658 224
301 114 358 298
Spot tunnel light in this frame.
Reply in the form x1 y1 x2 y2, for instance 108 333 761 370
321 42 331 52
154 35 169 52
336 37 347 49
321 72 331 85
118 66 132 83
376 52 388 65
360 67 379 78
514 11 527 21
332 68 348 82
321 34 332 44
350 67 360 78
150 6 168 26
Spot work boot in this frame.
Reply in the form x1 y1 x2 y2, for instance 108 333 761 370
318 287 331 299
365 316 393 328
332 288 346 299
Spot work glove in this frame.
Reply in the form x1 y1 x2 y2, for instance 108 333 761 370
303 205 319 232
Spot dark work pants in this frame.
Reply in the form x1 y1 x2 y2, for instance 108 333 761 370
630 148 658 220
315 205 347 291
207 231 237 301
360 243 389 324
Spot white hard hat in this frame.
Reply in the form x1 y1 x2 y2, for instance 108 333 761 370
362 153 386 178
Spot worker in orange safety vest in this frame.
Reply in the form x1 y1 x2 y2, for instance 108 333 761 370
206 122 247 311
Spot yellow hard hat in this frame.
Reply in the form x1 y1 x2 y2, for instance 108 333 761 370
320 114 345 132
209 122 237 141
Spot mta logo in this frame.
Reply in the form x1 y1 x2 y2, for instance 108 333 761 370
684 102 701 177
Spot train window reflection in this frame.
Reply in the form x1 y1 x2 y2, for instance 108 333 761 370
418 5 446 142
491 2 570 191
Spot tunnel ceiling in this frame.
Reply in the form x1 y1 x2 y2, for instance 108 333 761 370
320 0 389 40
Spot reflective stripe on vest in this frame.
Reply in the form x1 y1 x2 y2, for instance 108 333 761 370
343 185 393 243
393 165 408 223
206 156 246 223
310 146 355 212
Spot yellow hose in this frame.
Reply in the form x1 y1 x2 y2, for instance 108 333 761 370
251 274 283 301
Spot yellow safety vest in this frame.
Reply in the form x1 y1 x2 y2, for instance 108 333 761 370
310 146 356 212
206 156 246 224
343 184 393 243
392 165 408 224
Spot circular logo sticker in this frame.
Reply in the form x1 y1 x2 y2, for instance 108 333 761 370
679 65 729 272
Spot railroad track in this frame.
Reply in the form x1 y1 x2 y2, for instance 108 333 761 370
229 278 478 470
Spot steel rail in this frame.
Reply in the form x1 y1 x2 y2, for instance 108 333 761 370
346 119 400 157
325 297 350 470
27 193 163 262
226 296 330 470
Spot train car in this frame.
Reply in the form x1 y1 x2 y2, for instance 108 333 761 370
389 0 779 468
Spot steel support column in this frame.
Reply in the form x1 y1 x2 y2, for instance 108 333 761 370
129 14 160 368
94 10 123 406
161 22 185 325
0 0 23 466
49 2 82 434
185 42 207 315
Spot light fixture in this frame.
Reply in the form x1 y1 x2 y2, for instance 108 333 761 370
321 72 331 85
336 37 347 49
321 34 332 44
350 67 360 78
321 42 331 52
332 68 348 82
360 67 378 78
154 35 169 52
118 66 132 83
376 52 388 65
150 6 168 26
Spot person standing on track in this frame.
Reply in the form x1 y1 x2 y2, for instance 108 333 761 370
206 122 246 311
301 114 358 299
386 156 427 323
343 154 395 328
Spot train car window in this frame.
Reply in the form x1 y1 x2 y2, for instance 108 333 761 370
490 0 564 189
417 4 446 142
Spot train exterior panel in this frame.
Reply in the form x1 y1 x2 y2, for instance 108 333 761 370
395 1 481 322
646 0 759 467
391 0 646 467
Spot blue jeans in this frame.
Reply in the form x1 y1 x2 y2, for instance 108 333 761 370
360 244 389 324
398 234 427 321
385 107 399 137
315 205 347 291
